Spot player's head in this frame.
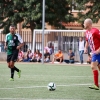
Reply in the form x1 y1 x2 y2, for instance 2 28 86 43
9 25 16 34
58 49 61 53
79 37 83 41
69 48 72 53
84 18 92 30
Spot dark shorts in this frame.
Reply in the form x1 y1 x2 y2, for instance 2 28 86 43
56 59 63 62
7 50 19 62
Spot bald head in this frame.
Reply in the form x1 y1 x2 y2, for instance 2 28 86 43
84 18 92 24
84 18 93 30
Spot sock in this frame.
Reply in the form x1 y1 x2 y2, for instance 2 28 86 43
11 68 14 79
93 70 99 87
14 66 19 72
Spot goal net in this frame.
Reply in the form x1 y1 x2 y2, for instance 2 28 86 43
32 29 86 61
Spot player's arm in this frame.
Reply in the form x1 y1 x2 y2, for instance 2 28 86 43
17 43 24 49
84 41 88 53
16 34 24 49
57 54 63 59
4 42 7 50
4 35 8 50
70 53 75 59
84 32 88 53
93 29 100 54
94 29 100 39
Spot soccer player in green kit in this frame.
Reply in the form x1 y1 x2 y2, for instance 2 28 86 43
4 25 24 81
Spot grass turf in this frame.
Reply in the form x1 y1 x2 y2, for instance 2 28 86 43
0 62 100 100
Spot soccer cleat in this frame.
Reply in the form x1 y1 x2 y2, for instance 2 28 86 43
18 70 21 78
9 78 14 81
89 85 99 90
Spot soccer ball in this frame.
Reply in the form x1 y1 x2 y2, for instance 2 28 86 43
47 82 56 91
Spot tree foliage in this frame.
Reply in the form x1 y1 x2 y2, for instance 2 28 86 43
0 0 75 34
76 0 100 24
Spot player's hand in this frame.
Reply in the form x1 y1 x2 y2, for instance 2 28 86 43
94 48 100 54
16 46 20 50
84 48 87 54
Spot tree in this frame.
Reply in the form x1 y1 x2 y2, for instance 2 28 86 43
0 0 24 33
76 0 100 24
0 0 76 34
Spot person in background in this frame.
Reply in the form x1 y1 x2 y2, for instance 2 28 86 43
17 49 24 62
79 37 85 64
52 49 63 63
64 48 75 64
44 49 50 63
44 46 51 54
23 49 33 62
30 49 42 62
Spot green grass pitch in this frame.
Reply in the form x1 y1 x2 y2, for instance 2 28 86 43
0 62 100 100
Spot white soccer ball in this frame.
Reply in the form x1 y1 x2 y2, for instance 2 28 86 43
47 82 56 91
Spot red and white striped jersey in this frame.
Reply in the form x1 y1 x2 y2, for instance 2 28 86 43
85 28 100 52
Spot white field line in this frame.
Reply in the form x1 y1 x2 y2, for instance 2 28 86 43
0 75 92 78
0 98 82 100
0 83 91 90
0 61 89 66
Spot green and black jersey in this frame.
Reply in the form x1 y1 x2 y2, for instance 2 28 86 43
5 33 23 55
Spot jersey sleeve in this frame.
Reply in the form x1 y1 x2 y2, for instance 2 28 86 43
16 34 23 43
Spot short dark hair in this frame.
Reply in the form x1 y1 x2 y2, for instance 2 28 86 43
58 49 61 51
69 48 72 50
10 24 15 27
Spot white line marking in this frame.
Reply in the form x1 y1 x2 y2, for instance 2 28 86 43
0 88 14 90
0 75 92 77
0 83 91 90
0 98 82 100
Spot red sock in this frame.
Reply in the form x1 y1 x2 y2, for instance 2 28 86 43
93 70 99 87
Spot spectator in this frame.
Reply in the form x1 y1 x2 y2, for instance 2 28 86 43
44 47 51 54
79 37 85 64
52 49 63 63
44 49 50 63
23 49 33 62
49 42 54 54
30 49 42 62
64 48 75 64
87 53 92 64
17 49 24 62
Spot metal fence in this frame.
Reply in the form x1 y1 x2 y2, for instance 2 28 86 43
0 30 86 54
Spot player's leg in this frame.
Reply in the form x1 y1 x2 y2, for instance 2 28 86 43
89 54 99 90
9 61 15 80
8 62 14 81
98 64 100 71
7 55 14 81
59 57 63 63
91 62 99 86
11 50 21 78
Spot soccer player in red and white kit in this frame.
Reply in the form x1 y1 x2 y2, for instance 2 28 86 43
84 18 100 90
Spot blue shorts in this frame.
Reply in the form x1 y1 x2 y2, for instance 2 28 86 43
92 53 100 64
